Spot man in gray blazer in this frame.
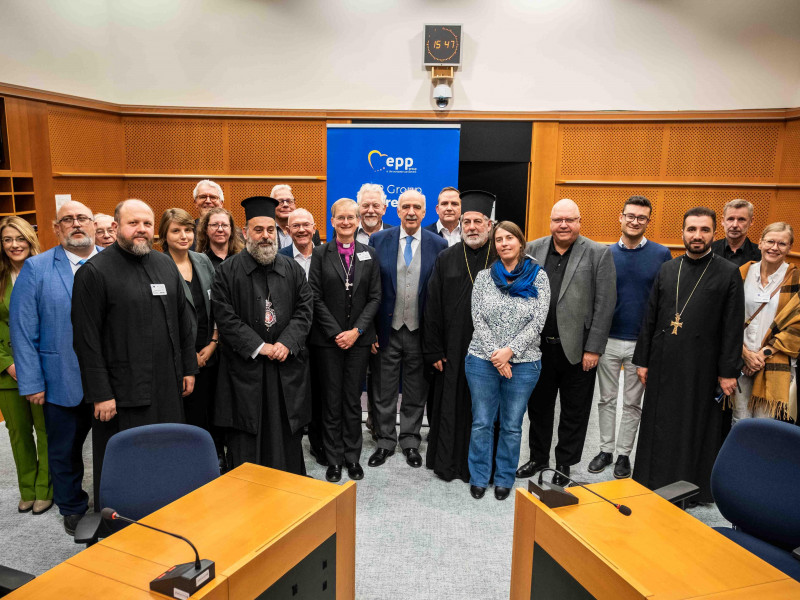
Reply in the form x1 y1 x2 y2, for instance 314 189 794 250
516 199 616 486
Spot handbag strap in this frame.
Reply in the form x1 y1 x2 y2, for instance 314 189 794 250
744 268 792 329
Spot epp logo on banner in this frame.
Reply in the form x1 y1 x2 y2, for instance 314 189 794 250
368 150 416 174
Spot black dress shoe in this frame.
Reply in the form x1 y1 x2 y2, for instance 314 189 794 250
494 486 511 501
552 465 570 487
613 455 631 479
470 485 486 499
516 459 549 479
325 465 342 482
403 447 422 468
346 462 364 480
64 513 84 536
367 448 393 467
310 446 329 467
588 451 613 474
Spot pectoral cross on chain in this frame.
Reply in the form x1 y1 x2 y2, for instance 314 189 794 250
670 313 683 335
344 280 352 291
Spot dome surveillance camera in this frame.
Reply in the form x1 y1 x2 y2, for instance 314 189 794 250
433 83 452 109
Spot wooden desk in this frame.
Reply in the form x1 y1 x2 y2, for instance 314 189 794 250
510 478 800 599
9 464 356 599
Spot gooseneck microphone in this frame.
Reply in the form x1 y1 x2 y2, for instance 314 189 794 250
536 470 632 516
102 508 215 598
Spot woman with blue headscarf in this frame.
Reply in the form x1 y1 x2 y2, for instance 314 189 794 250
465 221 550 500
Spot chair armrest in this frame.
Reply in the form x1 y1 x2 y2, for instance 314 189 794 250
793 546 800 562
653 481 700 504
73 512 103 545
0 564 35 595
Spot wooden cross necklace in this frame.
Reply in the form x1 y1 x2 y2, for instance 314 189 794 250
671 254 713 335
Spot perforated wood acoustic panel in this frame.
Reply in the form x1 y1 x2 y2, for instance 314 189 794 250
48 108 125 172
657 188 774 243
559 124 664 178
124 118 225 173
227 181 327 234
665 123 781 180
554 187 661 242
53 179 126 217
771 190 800 240
227 120 325 175
780 120 800 180
125 181 199 226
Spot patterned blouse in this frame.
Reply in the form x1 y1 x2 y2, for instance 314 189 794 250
467 266 550 364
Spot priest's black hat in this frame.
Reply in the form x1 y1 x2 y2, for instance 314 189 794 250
241 196 278 221
460 190 495 218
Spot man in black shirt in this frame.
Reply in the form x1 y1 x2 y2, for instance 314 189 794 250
710 199 761 267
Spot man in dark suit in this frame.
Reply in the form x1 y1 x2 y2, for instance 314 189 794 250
309 198 381 482
368 190 447 468
516 198 616 486
424 186 462 247
271 184 322 249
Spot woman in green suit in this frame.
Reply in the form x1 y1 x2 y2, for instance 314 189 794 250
0 216 52 514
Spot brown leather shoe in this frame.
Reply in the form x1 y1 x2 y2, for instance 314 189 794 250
32 499 53 515
18 500 34 513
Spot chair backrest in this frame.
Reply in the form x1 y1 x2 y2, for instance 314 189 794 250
99 423 220 521
711 419 800 550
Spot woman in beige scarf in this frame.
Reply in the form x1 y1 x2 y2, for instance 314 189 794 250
737 222 800 423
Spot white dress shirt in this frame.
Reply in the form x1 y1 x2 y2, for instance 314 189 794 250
398 227 422 260
436 220 461 247
743 261 788 352
64 247 98 274
291 244 312 280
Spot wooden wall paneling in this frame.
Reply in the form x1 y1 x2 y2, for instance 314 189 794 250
780 120 800 183
28 101 57 248
3 97 32 173
48 106 124 173
125 180 198 226
53 178 126 217
770 189 800 238
527 122 559 240
124 117 225 174
558 123 664 180
227 180 327 232
227 119 326 176
664 122 782 183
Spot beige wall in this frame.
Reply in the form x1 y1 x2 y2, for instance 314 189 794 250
1 0 799 111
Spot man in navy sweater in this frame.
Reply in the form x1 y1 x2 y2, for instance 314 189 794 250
588 196 672 478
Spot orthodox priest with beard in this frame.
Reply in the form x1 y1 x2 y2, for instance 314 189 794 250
422 191 496 482
212 196 313 474
72 199 198 485
633 206 744 504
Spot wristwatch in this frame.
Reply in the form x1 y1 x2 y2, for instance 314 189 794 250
357 328 364 336
761 347 773 356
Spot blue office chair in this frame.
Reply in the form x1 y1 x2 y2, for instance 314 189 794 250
75 423 220 544
710 419 800 582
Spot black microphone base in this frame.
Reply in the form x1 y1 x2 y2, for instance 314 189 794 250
528 480 579 509
150 559 215 599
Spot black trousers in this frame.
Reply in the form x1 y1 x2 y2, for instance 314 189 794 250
527 342 597 467
317 345 371 465
365 350 381 429
42 402 92 516
307 347 325 454
183 363 225 456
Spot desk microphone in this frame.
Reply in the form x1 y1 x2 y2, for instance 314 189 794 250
534 470 632 516
102 507 215 598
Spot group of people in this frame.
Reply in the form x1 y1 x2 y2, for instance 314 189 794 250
1 178 796 535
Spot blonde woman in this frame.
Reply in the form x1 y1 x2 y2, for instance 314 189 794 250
0 216 52 514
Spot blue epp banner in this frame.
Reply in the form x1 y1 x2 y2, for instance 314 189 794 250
326 124 460 240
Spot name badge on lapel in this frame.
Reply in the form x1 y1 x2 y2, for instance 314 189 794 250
150 283 167 296
357 251 371 261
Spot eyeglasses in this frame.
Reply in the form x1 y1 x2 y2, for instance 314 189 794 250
1 236 27 245
622 213 650 224
551 217 580 225
196 194 221 202
277 198 296 206
209 223 231 230
58 215 92 226
762 239 790 249
289 222 314 230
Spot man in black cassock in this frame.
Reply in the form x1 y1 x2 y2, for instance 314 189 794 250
422 191 495 482
211 196 313 475
633 206 744 503
72 199 198 487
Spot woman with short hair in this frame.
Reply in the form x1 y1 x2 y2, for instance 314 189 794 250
465 221 550 500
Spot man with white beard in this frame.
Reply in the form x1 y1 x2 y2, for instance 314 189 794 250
211 196 313 474
72 199 198 505
422 191 496 482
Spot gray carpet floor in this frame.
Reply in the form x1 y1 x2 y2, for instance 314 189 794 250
0 377 729 599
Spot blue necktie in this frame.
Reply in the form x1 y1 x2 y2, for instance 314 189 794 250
404 236 413 267
78 259 86 265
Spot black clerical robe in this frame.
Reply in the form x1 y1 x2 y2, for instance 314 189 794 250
422 241 493 482
211 250 313 472
632 252 744 503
